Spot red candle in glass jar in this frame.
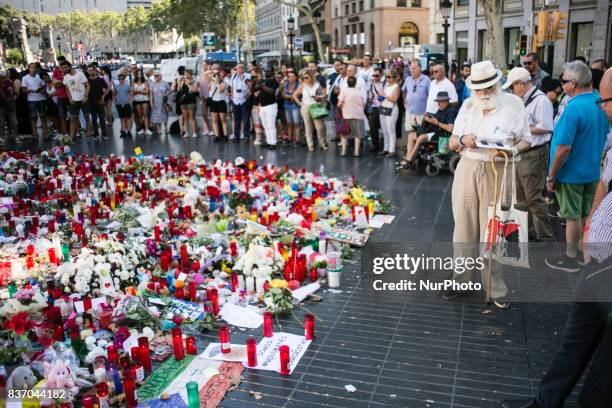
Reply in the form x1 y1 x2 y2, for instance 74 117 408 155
230 272 238 292
82 395 95 408
246 338 257 367
184 205 192 219
138 336 152 371
172 327 185 360
209 288 220 315
181 245 188 266
229 241 237 257
123 369 138 408
95 382 110 408
161 254 169 272
309 266 318 282
219 326 231 353
48 248 57 265
47 219 55 233
188 281 197 302
98 306 112 329
279 345 290 375
304 314 315 340
53 324 65 341
154 225 161 241
83 296 92 312
89 206 97 226
263 312 273 337
106 344 119 365
186 336 197 355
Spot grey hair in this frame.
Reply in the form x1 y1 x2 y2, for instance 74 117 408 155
434 64 445 74
563 61 592 88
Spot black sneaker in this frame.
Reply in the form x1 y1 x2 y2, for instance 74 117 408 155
499 398 540 408
545 255 580 273
267 144 277 149
120 131 125 138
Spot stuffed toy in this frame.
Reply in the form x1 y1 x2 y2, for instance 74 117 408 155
44 359 79 395
6 365 37 390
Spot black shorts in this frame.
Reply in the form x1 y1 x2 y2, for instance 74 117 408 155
210 100 227 113
133 100 149 106
69 100 89 117
116 104 132 118
56 98 69 117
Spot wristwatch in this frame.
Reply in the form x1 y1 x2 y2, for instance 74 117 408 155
458 135 466 146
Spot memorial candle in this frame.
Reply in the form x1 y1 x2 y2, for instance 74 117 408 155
188 281 197 302
246 338 257 367
181 245 188 266
48 248 57 265
154 225 161 241
230 272 238 292
172 327 185 360
186 336 197 355
186 381 200 408
161 254 169 272
62 244 70 262
263 312 273 337
229 240 237 257
138 336 152 371
123 369 138 408
106 344 119 366
81 395 95 408
304 314 315 340
95 382 110 408
219 326 231 353
209 288 220 315
279 345 290 375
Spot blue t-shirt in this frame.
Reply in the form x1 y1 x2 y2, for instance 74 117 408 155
114 82 131 105
550 91 608 184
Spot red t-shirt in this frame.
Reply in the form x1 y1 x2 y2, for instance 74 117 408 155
52 68 67 99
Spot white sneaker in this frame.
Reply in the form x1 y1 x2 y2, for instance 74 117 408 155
191 133 197 138
228 134 235 140
253 140 262 145
137 129 145 135
145 129 153 135
208 131 215 136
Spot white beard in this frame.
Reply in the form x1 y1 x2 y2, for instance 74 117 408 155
471 86 502 111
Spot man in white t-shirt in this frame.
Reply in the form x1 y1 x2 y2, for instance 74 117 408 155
21 62 48 140
61 60 91 138
426 64 458 113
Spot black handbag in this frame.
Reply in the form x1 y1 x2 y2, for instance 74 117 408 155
380 106 393 116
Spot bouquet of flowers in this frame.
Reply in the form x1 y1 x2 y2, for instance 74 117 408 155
233 237 283 279
228 191 255 210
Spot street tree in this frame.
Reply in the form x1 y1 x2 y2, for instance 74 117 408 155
274 0 327 63
479 0 505 68
121 6 151 59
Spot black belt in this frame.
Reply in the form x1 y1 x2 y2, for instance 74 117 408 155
525 142 549 153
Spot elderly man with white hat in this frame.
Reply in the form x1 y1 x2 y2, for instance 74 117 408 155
445 60 533 308
502 67 554 241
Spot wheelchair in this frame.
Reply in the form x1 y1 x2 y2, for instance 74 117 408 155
413 135 461 176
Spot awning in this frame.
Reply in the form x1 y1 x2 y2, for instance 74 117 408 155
256 50 313 59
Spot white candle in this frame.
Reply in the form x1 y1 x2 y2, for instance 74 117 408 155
246 277 255 293
255 278 266 294
237 275 245 291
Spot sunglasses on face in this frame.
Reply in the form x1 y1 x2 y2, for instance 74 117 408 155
413 84 417 92
560 78 573 85
372 74 380 77
596 97 612 108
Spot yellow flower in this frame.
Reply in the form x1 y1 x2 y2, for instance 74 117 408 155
270 279 288 289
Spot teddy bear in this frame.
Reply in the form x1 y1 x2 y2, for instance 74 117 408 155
6 365 38 390
44 359 79 395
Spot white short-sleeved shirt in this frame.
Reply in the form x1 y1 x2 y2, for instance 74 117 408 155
426 78 458 113
229 73 251 105
523 87 554 147
453 91 533 161
301 83 321 106
22 74 46 102
63 70 88 102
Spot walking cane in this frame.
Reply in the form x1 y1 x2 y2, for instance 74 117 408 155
486 149 509 304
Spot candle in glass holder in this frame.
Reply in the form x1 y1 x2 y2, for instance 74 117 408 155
138 336 152 371
181 245 188 266
279 345 290 375
53 324 65 342
61 244 70 262
230 272 238 292
184 205 192 219
81 395 95 408
229 240 237 257
246 338 257 367
48 248 57 265
48 220 55 233
161 254 169 272
130 347 145 381
309 266 318 282
154 225 161 241
186 336 197 355
123 369 138 408
263 312 273 337
219 326 231 353
304 314 315 340
209 288 220 315
98 306 112 329
95 382 110 408
186 381 200 408
172 327 185 360
106 344 119 366
188 281 197 302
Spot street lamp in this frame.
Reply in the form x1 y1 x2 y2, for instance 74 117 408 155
56 34 62 54
238 38 242 63
287 16 295 68
440 0 452 76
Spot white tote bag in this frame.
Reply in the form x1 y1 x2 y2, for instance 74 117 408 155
485 156 530 268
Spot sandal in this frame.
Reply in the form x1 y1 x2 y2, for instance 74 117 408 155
398 159 412 169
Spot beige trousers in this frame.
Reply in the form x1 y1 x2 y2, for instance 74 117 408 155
301 104 327 150
452 156 511 299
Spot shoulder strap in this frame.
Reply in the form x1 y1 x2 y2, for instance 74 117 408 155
524 88 539 108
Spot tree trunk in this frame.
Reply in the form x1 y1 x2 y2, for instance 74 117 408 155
480 0 505 68
225 19 232 52
243 0 252 62
308 12 327 63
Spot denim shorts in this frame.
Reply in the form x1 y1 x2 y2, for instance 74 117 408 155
28 100 46 117
285 106 301 124
56 98 69 118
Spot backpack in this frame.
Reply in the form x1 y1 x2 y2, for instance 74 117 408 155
169 120 181 135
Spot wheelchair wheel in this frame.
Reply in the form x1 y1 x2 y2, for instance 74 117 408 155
449 155 461 175
425 163 440 176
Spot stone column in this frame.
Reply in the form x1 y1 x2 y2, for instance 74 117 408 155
41 26 57 65
590 0 610 61
12 18 33 63
552 0 570 76
467 0 477 63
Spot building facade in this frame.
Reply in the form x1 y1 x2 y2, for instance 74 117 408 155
299 0 333 60
330 0 430 59
254 0 300 53
449 0 612 75
1 0 145 14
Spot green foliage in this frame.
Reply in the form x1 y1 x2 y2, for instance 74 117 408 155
6 48 24 65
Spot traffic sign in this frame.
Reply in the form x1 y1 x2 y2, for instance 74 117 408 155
294 37 303 49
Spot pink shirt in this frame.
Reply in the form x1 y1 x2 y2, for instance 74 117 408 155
338 87 366 120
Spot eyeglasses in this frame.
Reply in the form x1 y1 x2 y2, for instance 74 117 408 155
560 78 573 85
372 74 380 77
301 77 309 80
596 97 612 108
523 61 534 66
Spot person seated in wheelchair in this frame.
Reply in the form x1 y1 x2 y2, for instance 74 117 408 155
399 91 458 169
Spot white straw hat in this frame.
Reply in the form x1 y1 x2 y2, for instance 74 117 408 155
465 60 503 90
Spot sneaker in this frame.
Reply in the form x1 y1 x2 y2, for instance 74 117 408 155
191 133 197 138
145 129 153 135
545 255 580 273
137 129 145 135
53 134 63 141
228 134 236 140
253 140 262 146
120 131 125 138
267 144 277 149
492 296 511 309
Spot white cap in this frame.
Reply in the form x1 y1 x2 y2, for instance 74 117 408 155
502 67 531 89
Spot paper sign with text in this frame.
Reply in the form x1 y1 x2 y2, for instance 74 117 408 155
246 332 311 375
